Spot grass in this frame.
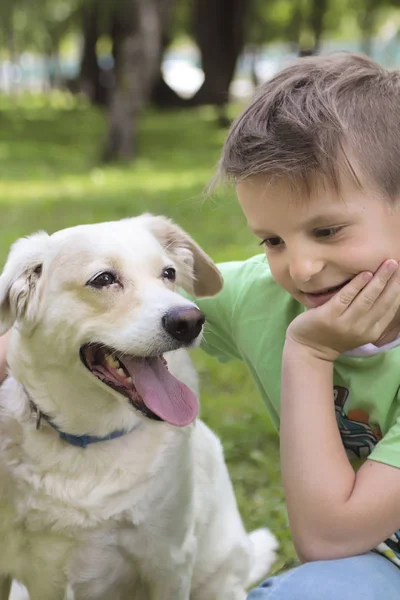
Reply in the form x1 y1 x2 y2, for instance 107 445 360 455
0 92 298 574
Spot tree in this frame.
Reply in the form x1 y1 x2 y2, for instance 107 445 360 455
78 0 105 104
0 0 82 91
151 0 250 122
356 0 380 55
102 0 177 162
188 0 247 107
308 0 329 54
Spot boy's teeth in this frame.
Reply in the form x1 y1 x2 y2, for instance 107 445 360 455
126 377 132 384
117 367 125 377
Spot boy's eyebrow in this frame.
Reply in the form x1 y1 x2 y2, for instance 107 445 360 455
251 228 274 237
299 213 348 229
247 222 274 236
250 212 348 237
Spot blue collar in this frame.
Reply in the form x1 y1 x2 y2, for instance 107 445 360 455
28 395 138 449
54 424 135 449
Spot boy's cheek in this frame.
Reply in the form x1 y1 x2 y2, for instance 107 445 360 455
267 263 287 290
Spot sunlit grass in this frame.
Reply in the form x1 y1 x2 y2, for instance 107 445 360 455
0 93 297 574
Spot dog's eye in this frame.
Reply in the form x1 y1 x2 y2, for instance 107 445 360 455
162 267 176 282
87 272 117 288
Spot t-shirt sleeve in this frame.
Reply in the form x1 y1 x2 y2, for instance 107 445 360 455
194 261 245 363
369 389 400 469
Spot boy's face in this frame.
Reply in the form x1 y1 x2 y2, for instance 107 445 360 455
237 174 400 308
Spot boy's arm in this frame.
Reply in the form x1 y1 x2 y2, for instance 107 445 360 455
0 333 9 384
280 262 400 562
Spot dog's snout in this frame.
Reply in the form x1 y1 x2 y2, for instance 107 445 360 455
162 307 205 344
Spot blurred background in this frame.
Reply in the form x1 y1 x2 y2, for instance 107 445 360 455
1 0 399 574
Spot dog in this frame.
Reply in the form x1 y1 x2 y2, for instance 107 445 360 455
0 215 277 600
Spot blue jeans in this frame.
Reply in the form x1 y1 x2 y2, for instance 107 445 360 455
247 552 400 599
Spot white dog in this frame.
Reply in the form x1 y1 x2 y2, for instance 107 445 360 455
0 215 277 600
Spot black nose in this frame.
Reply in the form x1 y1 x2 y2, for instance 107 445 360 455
162 307 205 344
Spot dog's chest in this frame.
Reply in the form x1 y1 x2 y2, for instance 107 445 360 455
1 468 192 594
1 424 195 559
5 460 173 534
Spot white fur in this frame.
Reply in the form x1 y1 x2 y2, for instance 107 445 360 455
0 216 277 600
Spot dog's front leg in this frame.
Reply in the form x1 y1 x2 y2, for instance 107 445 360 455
0 577 11 600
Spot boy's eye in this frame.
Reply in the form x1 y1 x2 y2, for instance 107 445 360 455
259 237 284 249
314 226 343 239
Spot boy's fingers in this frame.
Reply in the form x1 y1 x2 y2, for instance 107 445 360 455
349 260 399 315
365 271 400 333
334 272 373 314
334 261 398 316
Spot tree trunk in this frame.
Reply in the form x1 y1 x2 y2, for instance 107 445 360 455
151 32 188 108
151 75 188 107
358 0 377 57
103 0 176 162
78 0 110 106
189 0 247 107
151 0 249 113
308 0 328 54
287 0 303 55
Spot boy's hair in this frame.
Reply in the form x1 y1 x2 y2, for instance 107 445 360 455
219 52 400 198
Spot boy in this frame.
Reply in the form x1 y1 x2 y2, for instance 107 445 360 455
200 52 400 598
2 53 400 598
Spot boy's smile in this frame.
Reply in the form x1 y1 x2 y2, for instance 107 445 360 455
301 279 353 307
237 173 400 309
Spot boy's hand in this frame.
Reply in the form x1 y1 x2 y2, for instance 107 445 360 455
286 260 400 362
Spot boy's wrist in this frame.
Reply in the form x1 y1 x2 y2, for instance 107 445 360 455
283 336 339 363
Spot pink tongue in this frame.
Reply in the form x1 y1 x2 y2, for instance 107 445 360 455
124 357 198 427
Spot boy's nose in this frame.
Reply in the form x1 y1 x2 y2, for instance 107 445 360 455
288 254 324 285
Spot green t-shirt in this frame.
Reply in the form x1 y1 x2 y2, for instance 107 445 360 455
196 254 400 565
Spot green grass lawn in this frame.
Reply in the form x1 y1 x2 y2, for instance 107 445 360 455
0 93 298 574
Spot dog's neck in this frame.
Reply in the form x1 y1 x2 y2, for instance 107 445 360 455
26 391 139 448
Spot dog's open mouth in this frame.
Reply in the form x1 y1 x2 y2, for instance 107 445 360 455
80 343 198 427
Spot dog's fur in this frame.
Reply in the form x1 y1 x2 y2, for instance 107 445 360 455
0 215 277 600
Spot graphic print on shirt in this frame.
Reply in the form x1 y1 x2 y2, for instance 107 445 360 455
333 386 400 566
334 386 382 461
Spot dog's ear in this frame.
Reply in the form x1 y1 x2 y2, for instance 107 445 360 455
0 232 50 335
138 214 223 297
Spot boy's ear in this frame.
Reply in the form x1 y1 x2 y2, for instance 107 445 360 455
0 232 50 335
138 214 223 297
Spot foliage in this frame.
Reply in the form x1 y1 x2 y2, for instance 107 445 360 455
2 0 400 58
0 0 81 54
247 0 298 45
246 0 400 49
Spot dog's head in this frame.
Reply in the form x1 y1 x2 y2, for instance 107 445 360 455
0 215 223 428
